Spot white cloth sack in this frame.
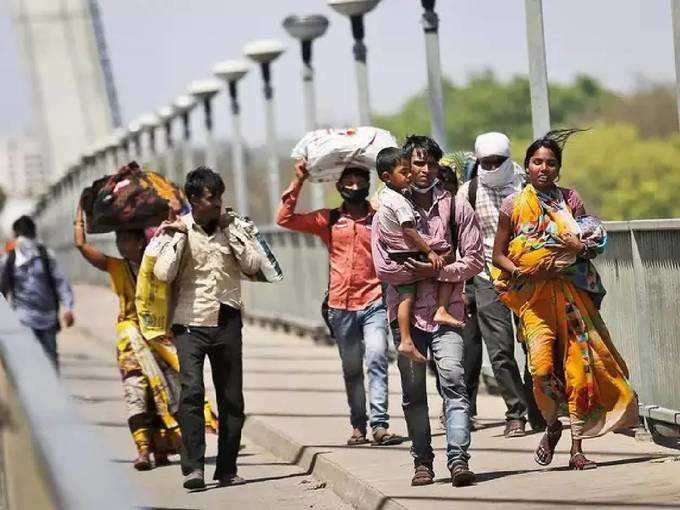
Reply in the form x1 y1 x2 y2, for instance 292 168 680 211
290 127 398 183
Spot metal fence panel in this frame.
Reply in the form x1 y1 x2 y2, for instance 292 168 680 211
46 221 680 429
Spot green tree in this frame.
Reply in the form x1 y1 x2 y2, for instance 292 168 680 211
512 123 680 220
594 83 678 139
375 71 610 149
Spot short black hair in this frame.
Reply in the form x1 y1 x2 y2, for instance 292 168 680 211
13 216 36 239
401 135 443 162
184 166 225 203
376 147 403 176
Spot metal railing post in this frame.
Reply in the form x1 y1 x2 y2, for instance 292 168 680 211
524 0 551 138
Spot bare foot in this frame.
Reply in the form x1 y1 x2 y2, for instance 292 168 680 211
433 307 465 328
398 341 427 363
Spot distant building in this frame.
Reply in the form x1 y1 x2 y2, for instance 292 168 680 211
0 135 47 198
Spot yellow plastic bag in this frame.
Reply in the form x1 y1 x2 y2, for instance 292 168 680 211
135 235 172 342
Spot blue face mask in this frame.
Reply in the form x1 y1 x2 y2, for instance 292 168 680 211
410 179 438 194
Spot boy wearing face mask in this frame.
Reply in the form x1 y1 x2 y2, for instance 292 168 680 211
374 148 464 365
276 160 403 447
457 132 535 438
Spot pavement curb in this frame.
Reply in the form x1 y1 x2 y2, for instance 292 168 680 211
243 415 407 510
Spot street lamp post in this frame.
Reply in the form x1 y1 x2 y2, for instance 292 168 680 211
672 0 680 132
157 105 176 179
104 135 119 172
115 128 130 166
81 149 96 189
420 0 448 149
244 39 286 224
524 0 551 138
213 60 251 217
128 121 142 162
283 14 329 210
139 113 160 165
94 141 108 179
188 79 223 171
327 0 381 126
173 94 197 176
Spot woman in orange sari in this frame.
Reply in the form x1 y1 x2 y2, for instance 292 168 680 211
492 130 637 470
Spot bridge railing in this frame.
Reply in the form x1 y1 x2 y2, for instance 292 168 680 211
593 220 680 435
44 218 680 441
0 296 135 509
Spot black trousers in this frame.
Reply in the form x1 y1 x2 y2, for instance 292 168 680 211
462 276 528 422
173 306 244 479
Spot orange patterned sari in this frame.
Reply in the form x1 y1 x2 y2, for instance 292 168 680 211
498 185 637 438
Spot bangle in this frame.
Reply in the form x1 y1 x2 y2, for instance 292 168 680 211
511 268 521 280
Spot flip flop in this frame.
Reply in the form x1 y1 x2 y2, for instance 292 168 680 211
534 424 563 466
371 428 404 446
347 431 370 446
569 453 597 470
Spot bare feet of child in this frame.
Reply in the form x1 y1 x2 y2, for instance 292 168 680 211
398 340 428 363
433 306 465 328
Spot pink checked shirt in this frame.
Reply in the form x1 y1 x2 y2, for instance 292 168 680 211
372 186 484 332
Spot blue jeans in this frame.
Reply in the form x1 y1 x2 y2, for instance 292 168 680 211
392 323 471 469
328 302 389 432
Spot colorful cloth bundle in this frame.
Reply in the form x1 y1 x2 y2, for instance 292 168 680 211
81 161 187 234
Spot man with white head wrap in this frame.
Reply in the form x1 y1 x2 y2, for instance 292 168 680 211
457 132 540 438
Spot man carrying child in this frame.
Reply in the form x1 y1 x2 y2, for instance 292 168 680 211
374 147 463 364
371 135 484 487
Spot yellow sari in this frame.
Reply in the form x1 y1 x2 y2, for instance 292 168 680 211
498 185 637 438
108 257 217 455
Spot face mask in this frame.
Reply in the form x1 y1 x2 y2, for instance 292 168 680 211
478 159 514 188
410 179 439 194
339 186 369 204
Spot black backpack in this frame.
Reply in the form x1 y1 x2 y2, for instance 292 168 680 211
320 208 342 337
1 245 61 317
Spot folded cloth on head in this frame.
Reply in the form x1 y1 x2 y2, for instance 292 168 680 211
290 127 397 183
80 161 188 234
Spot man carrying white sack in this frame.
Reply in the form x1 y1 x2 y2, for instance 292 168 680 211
277 157 404 448
457 132 538 437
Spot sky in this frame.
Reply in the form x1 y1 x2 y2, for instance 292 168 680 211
0 0 677 146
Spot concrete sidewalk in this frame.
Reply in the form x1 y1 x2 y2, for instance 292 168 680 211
63 285 680 509
59 285 349 510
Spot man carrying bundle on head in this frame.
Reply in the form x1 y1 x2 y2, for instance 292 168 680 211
276 153 404 448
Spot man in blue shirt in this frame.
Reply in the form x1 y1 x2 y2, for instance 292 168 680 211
0 216 75 367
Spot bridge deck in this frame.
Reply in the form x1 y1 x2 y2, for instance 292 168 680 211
61 285 680 510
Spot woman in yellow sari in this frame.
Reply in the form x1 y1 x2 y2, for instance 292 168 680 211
492 130 637 470
73 206 217 470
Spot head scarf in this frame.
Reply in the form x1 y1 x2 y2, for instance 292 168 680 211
474 132 515 189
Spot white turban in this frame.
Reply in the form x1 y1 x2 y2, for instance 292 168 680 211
474 132 511 158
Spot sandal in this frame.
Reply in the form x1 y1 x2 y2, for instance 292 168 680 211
533 423 563 466
347 429 370 446
569 452 597 470
411 464 434 486
371 427 404 446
